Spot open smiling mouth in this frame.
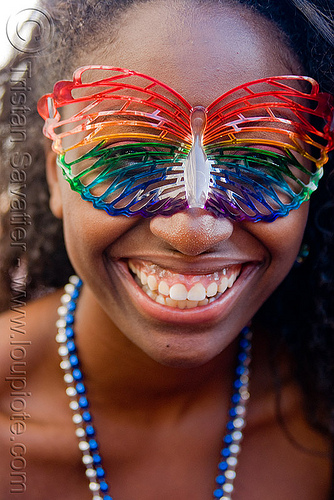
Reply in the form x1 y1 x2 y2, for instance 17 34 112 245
128 259 242 309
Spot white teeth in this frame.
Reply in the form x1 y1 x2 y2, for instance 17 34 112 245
228 271 239 289
143 285 157 300
228 273 236 288
129 261 241 309
206 282 218 297
129 261 136 274
218 277 228 293
158 281 170 296
186 300 198 308
166 297 178 307
147 275 158 291
141 271 148 285
198 298 209 306
176 300 187 309
156 294 166 305
169 283 188 301
147 290 158 300
187 283 206 301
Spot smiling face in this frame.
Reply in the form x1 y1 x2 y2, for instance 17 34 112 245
47 0 309 367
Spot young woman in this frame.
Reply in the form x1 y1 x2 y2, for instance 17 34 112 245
0 0 333 498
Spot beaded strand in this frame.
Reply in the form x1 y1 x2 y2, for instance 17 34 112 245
56 276 112 500
56 275 252 500
214 327 252 499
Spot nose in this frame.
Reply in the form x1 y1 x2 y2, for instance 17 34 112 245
149 209 234 256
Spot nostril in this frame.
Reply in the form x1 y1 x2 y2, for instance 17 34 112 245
149 209 234 256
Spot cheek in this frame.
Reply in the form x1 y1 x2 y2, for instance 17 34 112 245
250 202 309 283
58 181 138 273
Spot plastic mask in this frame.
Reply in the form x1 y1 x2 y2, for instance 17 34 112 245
38 66 334 222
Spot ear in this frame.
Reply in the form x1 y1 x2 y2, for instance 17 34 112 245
45 144 63 219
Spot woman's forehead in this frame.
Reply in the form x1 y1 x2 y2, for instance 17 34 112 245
76 0 300 107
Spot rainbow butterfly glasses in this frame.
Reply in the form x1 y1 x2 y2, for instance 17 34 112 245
38 66 334 222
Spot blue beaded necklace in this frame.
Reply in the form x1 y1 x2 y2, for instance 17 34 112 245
56 275 252 500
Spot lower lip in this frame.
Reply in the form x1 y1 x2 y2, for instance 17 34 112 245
112 260 259 325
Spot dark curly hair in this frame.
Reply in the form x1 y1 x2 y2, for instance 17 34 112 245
0 0 333 438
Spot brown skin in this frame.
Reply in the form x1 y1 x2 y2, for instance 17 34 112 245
0 1 332 498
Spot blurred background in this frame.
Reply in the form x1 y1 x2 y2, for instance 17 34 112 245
1 1 39 67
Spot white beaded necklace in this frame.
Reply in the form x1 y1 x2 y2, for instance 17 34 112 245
56 275 252 500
